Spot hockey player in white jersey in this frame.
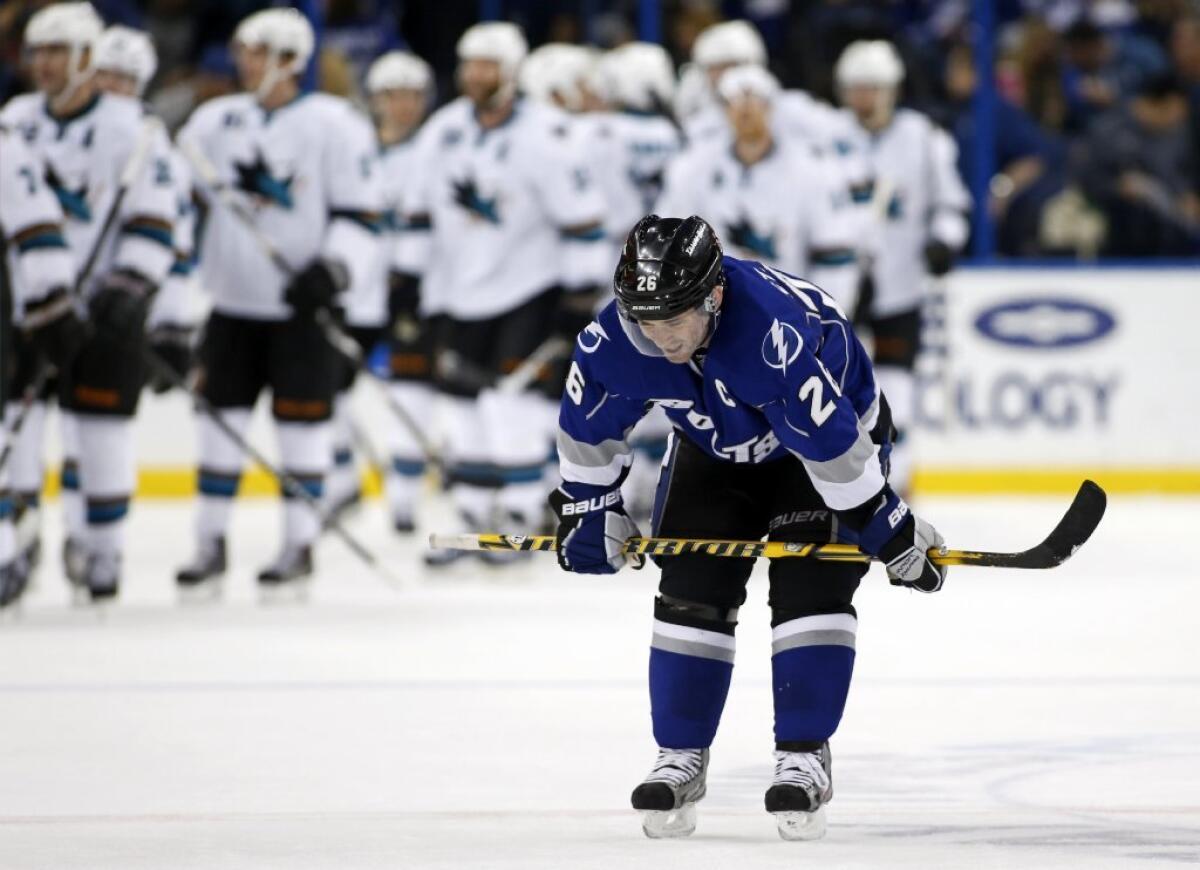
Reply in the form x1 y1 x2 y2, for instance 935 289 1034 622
2 2 176 601
338 50 436 533
834 41 970 495
0 128 84 606
684 21 847 152
92 25 199 399
412 22 608 566
174 8 382 591
658 65 858 308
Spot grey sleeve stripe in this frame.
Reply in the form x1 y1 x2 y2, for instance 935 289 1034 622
772 629 857 655
556 430 631 469
652 633 737 664
804 424 877 485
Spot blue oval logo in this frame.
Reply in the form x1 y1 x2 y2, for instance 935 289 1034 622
973 297 1116 349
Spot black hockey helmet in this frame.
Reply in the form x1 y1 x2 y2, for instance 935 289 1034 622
614 214 724 322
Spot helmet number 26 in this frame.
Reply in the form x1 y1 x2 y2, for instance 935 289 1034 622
636 275 657 292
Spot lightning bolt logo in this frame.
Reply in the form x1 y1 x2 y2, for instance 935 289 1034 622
761 318 803 374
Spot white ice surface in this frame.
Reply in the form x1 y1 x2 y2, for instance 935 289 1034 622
0 494 1198 869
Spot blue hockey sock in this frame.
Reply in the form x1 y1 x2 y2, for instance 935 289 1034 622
649 618 735 748
771 612 857 745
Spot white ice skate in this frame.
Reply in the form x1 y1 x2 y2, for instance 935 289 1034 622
765 742 832 841
630 747 708 838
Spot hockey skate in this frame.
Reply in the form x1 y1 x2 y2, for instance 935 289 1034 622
0 559 30 610
257 545 313 602
765 742 833 841
630 748 708 838
81 551 120 605
175 537 227 602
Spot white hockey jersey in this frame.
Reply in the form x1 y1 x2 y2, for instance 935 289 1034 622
343 131 422 328
178 92 382 321
148 147 201 330
403 97 608 320
657 136 859 311
0 92 176 320
585 111 681 256
839 108 970 317
0 125 76 308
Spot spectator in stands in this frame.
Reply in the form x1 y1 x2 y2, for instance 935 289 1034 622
1171 14 1200 146
942 40 1066 255
1060 17 1168 134
1079 72 1200 256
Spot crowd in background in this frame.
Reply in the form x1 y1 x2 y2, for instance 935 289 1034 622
4 0 1200 258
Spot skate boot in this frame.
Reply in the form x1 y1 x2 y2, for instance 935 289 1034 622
63 537 87 588
82 551 121 604
175 537 227 601
0 559 30 609
257 545 313 600
392 511 416 535
765 742 833 841
630 748 708 838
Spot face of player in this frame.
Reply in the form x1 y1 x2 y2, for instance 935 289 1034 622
94 69 140 98
704 62 737 91
371 88 425 133
725 95 772 143
842 84 894 130
637 286 723 364
29 44 77 97
235 42 268 92
459 58 505 108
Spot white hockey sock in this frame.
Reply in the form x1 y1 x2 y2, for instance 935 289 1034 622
277 420 330 547
196 409 251 544
6 400 46 501
59 412 85 541
325 393 358 507
78 415 135 558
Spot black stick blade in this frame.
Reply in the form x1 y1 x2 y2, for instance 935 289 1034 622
947 480 1107 569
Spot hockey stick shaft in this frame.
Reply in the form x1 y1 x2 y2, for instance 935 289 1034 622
142 349 400 587
430 481 1106 570
1 117 162 477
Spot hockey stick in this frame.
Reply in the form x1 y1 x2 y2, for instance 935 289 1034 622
436 335 571 396
0 116 163 478
430 480 1107 570
141 351 402 587
178 140 444 470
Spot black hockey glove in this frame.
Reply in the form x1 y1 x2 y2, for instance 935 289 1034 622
388 270 423 341
549 482 644 575
285 260 347 317
146 324 195 393
90 269 154 341
22 287 88 369
854 487 948 593
553 286 601 343
923 240 954 277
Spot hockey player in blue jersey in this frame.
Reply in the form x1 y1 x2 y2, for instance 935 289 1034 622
549 215 948 841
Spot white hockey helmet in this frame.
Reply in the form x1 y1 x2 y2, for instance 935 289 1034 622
605 42 676 113
366 51 433 95
835 40 905 89
234 6 314 98
673 62 711 120
691 21 767 69
24 2 104 100
519 43 594 112
94 26 158 95
456 21 527 80
717 63 779 105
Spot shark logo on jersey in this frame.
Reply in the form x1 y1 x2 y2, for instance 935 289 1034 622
761 318 803 374
577 320 610 353
451 177 501 224
44 164 91 222
727 218 778 261
234 151 295 209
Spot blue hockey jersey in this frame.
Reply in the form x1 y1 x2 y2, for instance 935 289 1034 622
558 256 887 510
